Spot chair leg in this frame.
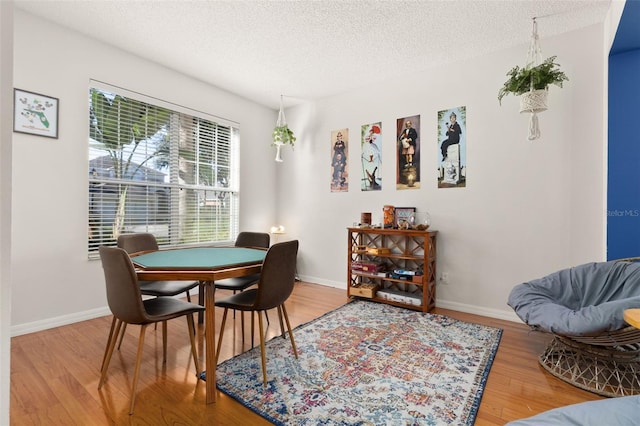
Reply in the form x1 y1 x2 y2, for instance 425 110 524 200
129 324 148 415
99 319 123 388
257 310 268 387
162 321 168 363
232 290 237 319
101 316 117 373
241 310 245 344
198 281 205 323
281 304 298 358
251 311 255 348
186 313 200 374
215 308 229 365
277 306 285 338
117 322 127 350
185 292 196 336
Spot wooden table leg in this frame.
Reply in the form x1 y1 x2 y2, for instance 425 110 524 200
204 281 216 403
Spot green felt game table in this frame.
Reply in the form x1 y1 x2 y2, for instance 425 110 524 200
131 246 267 404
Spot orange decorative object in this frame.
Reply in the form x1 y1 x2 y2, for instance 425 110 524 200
383 205 394 228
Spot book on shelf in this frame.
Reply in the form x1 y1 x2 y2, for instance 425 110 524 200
393 268 419 276
351 260 384 272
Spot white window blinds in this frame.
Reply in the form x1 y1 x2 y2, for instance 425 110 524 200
88 84 239 256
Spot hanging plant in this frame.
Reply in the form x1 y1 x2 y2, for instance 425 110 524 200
497 18 569 141
498 55 568 105
272 124 296 147
271 95 296 162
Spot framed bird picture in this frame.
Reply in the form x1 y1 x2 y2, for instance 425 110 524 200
13 88 59 139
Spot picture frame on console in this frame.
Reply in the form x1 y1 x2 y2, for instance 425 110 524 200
394 207 415 229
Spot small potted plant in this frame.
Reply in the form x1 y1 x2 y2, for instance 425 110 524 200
272 97 296 162
272 125 295 162
498 55 568 112
272 125 296 146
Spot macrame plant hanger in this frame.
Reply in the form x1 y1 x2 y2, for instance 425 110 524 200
274 95 286 162
520 17 548 141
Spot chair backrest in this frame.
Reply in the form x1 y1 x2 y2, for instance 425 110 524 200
99 246 148 324
253 240 299 311
117 233 159 254
235 231 270 249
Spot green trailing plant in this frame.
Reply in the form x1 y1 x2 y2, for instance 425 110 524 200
498 55 568 105
272 125 296 147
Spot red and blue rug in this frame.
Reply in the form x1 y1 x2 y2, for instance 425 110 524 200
214 300 502 425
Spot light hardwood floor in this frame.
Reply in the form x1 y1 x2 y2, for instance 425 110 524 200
10 282 602 425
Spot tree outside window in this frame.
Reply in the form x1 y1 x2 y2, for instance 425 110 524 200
88 87 239 255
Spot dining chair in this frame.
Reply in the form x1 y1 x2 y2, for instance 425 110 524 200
116 233 200 347
98 246 204 415
117 233 200 302
215 240 299 387
197 231 270 327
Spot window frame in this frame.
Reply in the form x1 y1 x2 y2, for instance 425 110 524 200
87 81 240 258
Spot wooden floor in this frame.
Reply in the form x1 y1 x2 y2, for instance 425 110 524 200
10 281 603 425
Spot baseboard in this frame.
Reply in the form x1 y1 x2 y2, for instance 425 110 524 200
432 299 522 323
12 279 523 337
299 277 523 324
11 307 111 337
297 274 344 289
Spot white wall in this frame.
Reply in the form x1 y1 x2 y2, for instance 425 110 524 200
281 24 606 321
10 10 609 332
11 10 278 333
0 1 14 422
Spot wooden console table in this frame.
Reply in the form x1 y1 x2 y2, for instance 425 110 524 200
347 227 437 312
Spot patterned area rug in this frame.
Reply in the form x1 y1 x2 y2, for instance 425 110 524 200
214 300 502 425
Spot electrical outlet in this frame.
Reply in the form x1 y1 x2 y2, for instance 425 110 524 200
440 272 449 285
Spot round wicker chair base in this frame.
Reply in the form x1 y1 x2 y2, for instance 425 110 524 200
539 335 640 397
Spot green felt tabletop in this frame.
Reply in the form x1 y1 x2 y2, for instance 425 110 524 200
132 247 266 270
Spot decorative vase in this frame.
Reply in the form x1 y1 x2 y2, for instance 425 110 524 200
411 212 431 230
519 89 548 114
520 89 548 141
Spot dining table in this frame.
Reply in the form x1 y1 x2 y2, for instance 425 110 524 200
130 246 267 404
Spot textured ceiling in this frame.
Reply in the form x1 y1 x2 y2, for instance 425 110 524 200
15 0 612 109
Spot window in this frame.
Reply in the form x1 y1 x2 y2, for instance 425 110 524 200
88 83 239 256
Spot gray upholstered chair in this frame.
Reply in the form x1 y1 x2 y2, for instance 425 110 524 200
198 231 270 327
116 233 200 346
506 395 640 425
215 240 299 386
508 258 640 397
214 232 270 293
117 233 199 301
98 246 204 415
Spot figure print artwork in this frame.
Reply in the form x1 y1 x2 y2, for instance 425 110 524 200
361 122 382 191
396 115 420 189
331 128 348 192
438 106 467 188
